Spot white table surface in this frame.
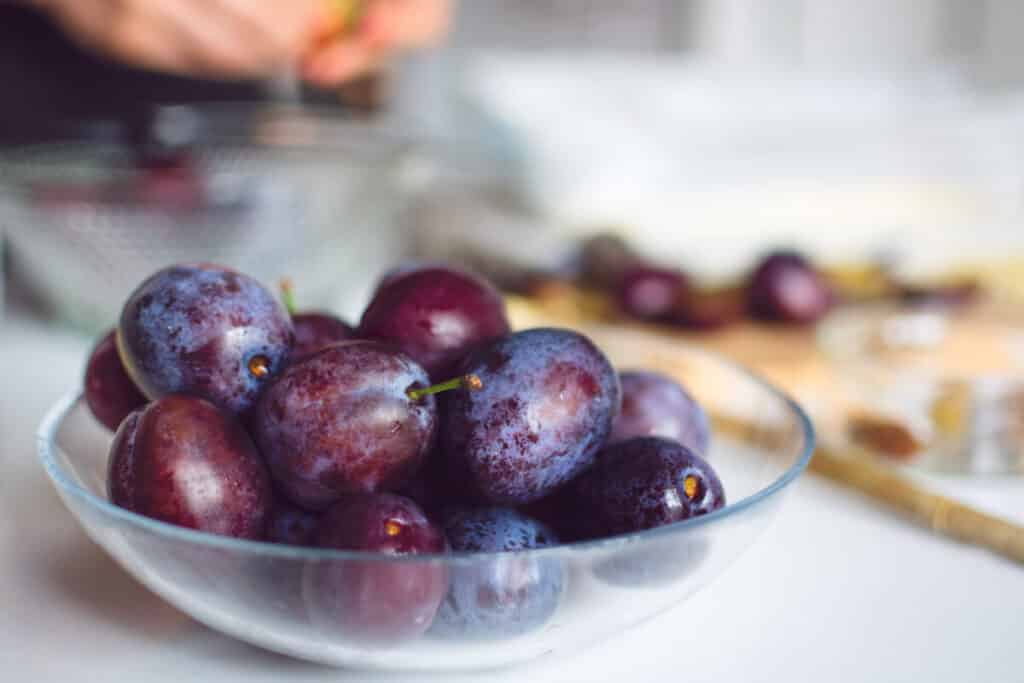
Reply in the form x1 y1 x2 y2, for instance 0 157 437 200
2 316 1022 683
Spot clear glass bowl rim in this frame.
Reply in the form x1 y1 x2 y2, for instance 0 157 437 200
0 103 518 194
36 344 814 565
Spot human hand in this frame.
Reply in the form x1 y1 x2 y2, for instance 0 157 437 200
37 0 325 80
303 0 452 86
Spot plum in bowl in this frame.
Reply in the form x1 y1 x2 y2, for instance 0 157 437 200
36 327 812 671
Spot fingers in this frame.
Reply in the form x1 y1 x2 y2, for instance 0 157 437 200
95 2 203 76
209 0 323 66
46 0 325 80
303 0 452 87
156 0 274 78
45 0 449 84
366 0 452 49
164 0 328 79
303 39 384 86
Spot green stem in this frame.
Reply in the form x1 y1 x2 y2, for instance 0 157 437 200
407 374 483 402
280 278 297 316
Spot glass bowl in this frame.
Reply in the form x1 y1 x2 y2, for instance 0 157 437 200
36 327 813 672
819 300 1024 474
0 105 427 332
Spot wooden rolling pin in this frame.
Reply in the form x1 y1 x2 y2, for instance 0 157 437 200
712 412 1024 566
810 446 1024 565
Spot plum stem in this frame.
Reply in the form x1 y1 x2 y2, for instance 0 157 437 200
407 374 483 401
280 278 297 316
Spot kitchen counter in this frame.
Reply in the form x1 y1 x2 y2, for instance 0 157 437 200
2 316 1021 683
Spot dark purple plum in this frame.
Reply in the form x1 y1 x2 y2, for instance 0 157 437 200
290 313 355 359
395 457 457 515
357 266 510 380
107 394 272 538
609 371 711 456
312 494 447 555
441 328 621 505
577 232 642 289
279 279 355 360
372 261 443 294
265 499 321 547
252 341 437 510
517 493 577 541
617 265 688 321
566 437 725 540
84 330 147 431
303 494 447 645
432 508 565 639
748 251 832 324
118 264 294 417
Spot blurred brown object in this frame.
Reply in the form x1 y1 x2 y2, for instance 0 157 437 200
671 284 748 331
847 412 925 461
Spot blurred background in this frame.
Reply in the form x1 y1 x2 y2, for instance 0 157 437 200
1 0 1023 328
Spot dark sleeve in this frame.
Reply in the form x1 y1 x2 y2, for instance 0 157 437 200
0 7 268 146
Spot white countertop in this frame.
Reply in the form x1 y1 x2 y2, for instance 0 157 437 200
2 317 1022 683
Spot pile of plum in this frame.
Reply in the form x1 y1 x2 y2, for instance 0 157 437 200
84 262 725 641
549 233 977 329
577 235 835 328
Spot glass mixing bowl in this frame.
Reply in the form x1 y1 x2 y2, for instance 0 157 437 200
0 106 429 332
36 326 812 672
